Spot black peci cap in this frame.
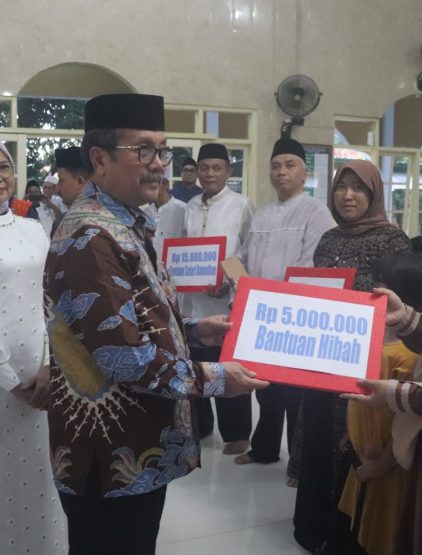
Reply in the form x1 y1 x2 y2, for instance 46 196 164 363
197 143 229 163
55 146 84 169
182 157 197 168
84 94 165 132
270 137 306 162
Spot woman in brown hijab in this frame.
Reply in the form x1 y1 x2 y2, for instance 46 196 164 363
293 160 410 554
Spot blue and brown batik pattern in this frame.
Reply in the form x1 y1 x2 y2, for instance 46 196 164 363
45 183 225 497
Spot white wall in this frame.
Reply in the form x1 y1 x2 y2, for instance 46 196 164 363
3 0 422 205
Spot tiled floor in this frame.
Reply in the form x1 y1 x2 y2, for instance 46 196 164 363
157 415 308 555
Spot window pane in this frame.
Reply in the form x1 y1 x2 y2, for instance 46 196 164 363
335 120 376 146
165 110 195 133
18 97 85 129
204 111 219 135
0 100 11 127
26 137 80 182
379 154 413 231
219 112 249 140
172 146 193 178
202 111 250 140
227 148 245 193
392 211 404 228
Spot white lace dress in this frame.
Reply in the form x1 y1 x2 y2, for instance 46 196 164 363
0 210 68 554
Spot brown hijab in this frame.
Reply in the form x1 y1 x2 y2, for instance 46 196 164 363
330 160 389 235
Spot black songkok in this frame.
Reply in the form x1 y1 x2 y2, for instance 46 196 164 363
270 137 306 162
55 146 83 169
84 94 165 132
197 143 230 163
182 157 197 168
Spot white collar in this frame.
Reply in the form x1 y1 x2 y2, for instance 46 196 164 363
276 191 305 207
201 185 229 206
0 209 15 226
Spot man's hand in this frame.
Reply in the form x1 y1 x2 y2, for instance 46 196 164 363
340 379 388 409
356 456 386 482
196 314 232 346
205 282 230 299
21 365 50 410
10 383 33 405
43 196 63 217
356 443 395 482
223 361 269 397
373 287 406 327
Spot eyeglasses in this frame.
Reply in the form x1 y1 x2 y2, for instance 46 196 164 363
182 167 197 173
113 145 174 166
0 162 15 180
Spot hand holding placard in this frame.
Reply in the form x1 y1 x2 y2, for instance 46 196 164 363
162 236 227 292
373 287 407 326
205 282 230 298
195 314 232 346
340 379 389 408
223 362 270 397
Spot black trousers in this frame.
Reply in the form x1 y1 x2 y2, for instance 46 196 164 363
294 390 350 552
248 383 302 463
59 486 167 555
190 346 252 442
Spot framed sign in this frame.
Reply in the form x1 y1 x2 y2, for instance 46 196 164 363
304 144 332 203
284 267 356 290
220 277 386 393
163 236 227 292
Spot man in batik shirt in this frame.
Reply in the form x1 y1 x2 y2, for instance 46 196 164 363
44 93 268 555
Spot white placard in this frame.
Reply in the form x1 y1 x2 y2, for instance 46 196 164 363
166 243 220 287
287 276 346 288
233 289 374 379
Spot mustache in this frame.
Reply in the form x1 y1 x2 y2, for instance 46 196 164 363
139 173 163 184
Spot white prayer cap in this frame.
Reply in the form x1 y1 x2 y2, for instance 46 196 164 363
44 175 59 185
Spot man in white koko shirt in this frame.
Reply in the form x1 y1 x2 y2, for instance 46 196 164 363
235 137 333 469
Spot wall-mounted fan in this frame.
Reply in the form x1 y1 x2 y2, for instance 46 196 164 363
275 74 322 137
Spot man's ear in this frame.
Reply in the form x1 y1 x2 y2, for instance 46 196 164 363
76 175 86 191
89 146 108 176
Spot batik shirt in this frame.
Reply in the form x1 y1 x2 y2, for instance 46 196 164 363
44 182 225 498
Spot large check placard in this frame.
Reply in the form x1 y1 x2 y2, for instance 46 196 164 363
220 277 387 393
162 236 227 292
284 267 356 290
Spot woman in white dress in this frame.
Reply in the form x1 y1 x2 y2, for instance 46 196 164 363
0 142 68 554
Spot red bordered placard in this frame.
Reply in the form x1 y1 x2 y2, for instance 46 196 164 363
220 276 386 393
162 236 227 292
284 267 356 290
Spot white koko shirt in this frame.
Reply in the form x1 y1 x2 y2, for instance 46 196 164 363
183 186 254 318
144 196 186 261
241 191 333 280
